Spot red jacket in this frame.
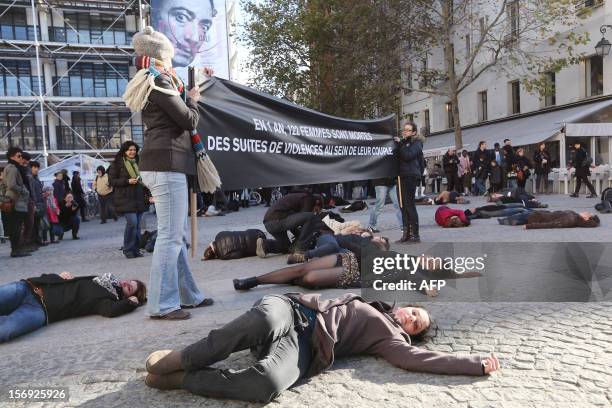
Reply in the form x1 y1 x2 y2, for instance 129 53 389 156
435 205 470 227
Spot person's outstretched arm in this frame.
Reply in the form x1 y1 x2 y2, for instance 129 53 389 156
94 297 139 318
372 338 497 376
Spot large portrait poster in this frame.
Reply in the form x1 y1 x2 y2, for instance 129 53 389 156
151 0 230 80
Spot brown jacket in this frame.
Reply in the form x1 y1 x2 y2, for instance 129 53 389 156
525 210 584 229
139 73 197 175
287 293 484 377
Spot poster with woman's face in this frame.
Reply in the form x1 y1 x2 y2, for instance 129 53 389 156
152 0 229 81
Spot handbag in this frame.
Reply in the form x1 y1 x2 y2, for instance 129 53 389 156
0 183 15 213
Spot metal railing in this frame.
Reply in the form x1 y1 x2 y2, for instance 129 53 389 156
49 27 134 45
56 125 143 150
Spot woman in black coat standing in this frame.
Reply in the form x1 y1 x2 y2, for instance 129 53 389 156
533 143 551 194
109 141 149 258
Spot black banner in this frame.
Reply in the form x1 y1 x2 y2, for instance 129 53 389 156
198 78 397 190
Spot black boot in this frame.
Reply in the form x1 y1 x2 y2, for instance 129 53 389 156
395 229 409 244
406 224 421 244
233 277 258 291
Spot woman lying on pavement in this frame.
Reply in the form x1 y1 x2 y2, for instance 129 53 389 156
498 210 600 229
487 189 548 209
202 229 267 260
435 204 532 227
143 293 500 403
233 241 480 296
0 272 146 342
416 190 471 206
285 231 389 264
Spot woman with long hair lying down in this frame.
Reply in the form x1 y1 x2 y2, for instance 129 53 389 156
233 236 481 295
144 293 500 402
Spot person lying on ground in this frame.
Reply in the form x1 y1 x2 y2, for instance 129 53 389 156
416 191 471 206
0 272 146 343
286 232 390 264
464 203 531 220
487 188 548 208
498 210 600 229
203 229 266 260
595 187 612 214
435 206 471 228
233 249 480 295
259 193 323 256
143 293 500 403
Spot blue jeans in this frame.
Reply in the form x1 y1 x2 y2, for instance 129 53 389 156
475 178 487 195
368 185 402 229
498 212 531 226
141 171 205 316
123 212 143 255
304 234 350 259
0 281 46 343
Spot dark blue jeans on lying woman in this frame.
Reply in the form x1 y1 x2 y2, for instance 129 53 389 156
497 212 532 226
304 234 350 259
0 281 46 343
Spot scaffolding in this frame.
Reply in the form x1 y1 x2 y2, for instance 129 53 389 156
0 0 151 165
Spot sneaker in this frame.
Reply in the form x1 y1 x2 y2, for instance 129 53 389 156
150 309 191 320
367 226 380 234
287 253 306 264
181 298 214 308
569 193 578 198
587 193 597 198
256 237 267 258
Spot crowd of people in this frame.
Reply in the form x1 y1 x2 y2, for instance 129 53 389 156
2 25 608 404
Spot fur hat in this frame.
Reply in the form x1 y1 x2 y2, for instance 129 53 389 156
132 26 174 62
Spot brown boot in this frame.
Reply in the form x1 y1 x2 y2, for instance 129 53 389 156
146 350 183 375
287 253 306 264
145 371 185 390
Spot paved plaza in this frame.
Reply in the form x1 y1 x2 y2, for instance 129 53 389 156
0 194 611 407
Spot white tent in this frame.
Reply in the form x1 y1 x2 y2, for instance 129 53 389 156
38 154 110 191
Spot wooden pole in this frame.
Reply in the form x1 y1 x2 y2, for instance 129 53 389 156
190 188 197 258
397 176 403 208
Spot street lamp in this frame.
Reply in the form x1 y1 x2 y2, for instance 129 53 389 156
595 25 612 57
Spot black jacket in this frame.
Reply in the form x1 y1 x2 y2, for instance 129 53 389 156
26 274 137 323
264 193 318 223
472 149 491 178
31 174 44 206
396 136 425 178
59 201 79 225
533 150 551 175
514 155 531 177
139 73 197 176
442 153 459 175
572 147 591 177
213 229 266 260
108 160 148 215
489 166 503 185
71 177 85 198
502 145 515 168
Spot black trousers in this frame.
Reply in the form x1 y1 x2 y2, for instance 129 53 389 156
446 172 461 192
181 295 311 403
574 174 596 195
397 175 420 236
3 210 27 252
264 212 320 253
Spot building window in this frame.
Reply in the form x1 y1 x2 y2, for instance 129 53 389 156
57 112 142 150
585 55 603 97
510 80 520 114
0 7 39 41
53 62 129 97
479 17 486 40
420 57 429 87
465 34 471 58
424 109 430 132
0 60 45 97
478 91 488 122
50 12 132 45
446 102 454 128
0 113 43 151
544 71 556 107
507 0 520 40
404 65 413 94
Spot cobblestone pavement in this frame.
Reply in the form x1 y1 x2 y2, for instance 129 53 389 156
0 194 611 407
